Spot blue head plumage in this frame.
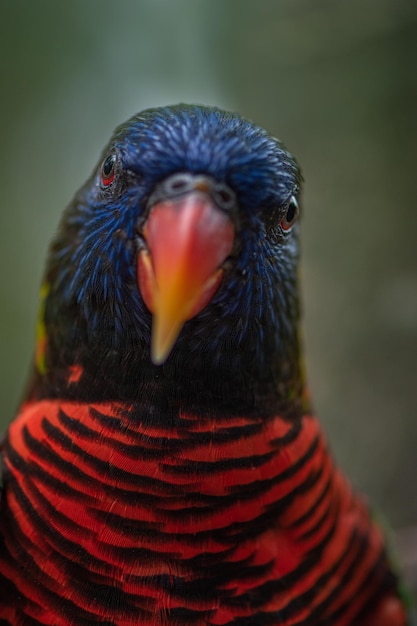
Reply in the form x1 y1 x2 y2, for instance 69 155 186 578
35 104 304 417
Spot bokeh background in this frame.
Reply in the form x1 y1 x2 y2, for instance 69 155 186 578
1 0 416 595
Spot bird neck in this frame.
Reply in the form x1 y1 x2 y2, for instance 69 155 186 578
30 278 308 419
27 332 309 421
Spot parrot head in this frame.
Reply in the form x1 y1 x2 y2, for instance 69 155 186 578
34 105 305 416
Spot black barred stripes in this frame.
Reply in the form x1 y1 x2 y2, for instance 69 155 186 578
288 473 333 529
299 492 341 541
233 436 322 502
88 406 267 448
295 539 386 626
22 422 195 494
162 450 276 475
0 519 120 625
219 530 385 626
0 400 401 625
7 476 117 574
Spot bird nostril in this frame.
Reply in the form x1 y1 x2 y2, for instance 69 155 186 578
163 173 193 195
214 184 236 211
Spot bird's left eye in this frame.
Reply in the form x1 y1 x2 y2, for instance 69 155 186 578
101 154 116 186
280 196 299 232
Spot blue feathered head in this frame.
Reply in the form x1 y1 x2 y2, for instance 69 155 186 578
34 105 304 417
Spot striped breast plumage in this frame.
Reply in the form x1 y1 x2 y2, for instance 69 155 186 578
0 397 403 625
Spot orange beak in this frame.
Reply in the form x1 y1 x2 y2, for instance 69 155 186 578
137 191 235 364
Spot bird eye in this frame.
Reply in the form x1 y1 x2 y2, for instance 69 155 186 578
280 196 299 232
101 154 116 187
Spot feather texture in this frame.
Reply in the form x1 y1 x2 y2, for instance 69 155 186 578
0 399 401 625
0 105 408 624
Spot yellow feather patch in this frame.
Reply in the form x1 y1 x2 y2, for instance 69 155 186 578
35 283 49 374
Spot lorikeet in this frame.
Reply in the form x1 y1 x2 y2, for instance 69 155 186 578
0 105 408 625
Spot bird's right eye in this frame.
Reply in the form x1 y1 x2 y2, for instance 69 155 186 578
280 196 299 232
101 154 116 187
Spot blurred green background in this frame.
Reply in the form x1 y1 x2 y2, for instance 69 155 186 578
1 0 416 583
